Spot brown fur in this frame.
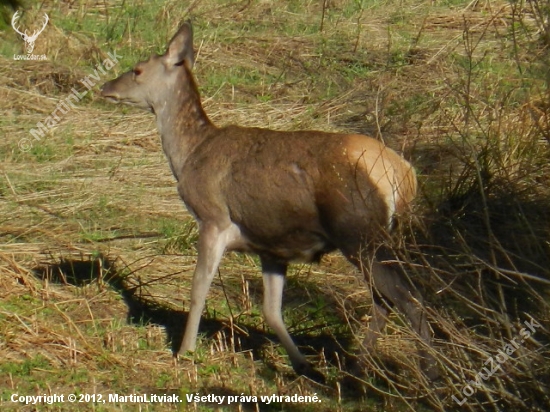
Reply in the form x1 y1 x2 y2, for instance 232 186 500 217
101 21 436 380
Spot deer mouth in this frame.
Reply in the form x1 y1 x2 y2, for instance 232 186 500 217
103 96 140 107
103 96 121 104
102 94 154 113
102 94 139 107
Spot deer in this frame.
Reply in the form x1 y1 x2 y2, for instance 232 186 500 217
101 21 438 380
12 11 49 54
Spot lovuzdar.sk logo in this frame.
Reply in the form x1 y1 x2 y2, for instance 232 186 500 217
12 10 49 61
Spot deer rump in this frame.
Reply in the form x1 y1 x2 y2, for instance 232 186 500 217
179 126 404 264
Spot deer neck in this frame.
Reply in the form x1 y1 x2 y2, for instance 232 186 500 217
154 74 214 181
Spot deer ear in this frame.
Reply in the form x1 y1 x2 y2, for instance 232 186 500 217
165 20 194 68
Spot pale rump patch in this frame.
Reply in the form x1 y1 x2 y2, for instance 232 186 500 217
345 135 417 228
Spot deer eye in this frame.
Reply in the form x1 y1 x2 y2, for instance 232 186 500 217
133 68 142 76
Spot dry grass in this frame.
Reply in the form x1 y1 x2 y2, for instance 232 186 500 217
1 0 549 411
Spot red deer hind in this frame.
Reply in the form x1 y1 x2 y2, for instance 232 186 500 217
101 21 437 379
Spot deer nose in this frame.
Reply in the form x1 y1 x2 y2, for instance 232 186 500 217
100 81 116 98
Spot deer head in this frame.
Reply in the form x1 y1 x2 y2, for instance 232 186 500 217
12 11 49 54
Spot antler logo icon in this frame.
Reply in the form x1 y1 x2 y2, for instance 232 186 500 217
12 11 49 54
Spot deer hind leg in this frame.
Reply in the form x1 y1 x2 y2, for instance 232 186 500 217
260 257 311 374
363 293 389 351
342 244 438 379
366 259 438 379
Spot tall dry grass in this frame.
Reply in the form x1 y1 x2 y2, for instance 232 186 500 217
0 0 549 411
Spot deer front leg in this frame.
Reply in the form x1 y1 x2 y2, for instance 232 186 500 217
179 222 236 354
260 257 311 374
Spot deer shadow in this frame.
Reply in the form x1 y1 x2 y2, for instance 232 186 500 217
32 255 359 383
